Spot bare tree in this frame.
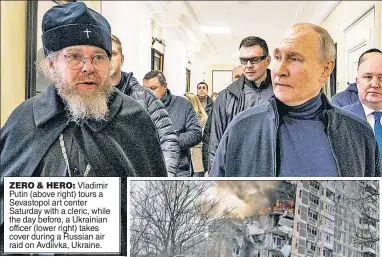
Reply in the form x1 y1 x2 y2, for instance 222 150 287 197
130 181 231 257
342 181 379 246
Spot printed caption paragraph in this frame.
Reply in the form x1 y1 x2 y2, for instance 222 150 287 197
4 177 120 254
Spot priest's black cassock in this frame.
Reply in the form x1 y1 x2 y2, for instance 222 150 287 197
0 85 167 177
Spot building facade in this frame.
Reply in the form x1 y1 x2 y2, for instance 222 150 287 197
291 181 379 257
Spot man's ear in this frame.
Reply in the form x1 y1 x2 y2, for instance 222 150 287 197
121 55 124 66
320 59 335 83
265 55 271 67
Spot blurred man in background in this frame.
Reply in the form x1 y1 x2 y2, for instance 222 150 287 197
196 82 214 116
232 65 244 81
143 71 202 176
110 34 180 176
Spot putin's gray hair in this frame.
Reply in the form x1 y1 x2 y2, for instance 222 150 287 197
293 23 336 63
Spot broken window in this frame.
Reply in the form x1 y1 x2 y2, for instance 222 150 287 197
273 235 283 247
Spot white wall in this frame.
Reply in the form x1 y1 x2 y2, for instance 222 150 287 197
207 64 236 93
188 51 206 95
102 1 152 84
162 28 188 96
102 1 204 96
320 1 380 92
201 52 240 94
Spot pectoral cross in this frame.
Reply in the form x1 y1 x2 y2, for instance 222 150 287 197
84 29 91 38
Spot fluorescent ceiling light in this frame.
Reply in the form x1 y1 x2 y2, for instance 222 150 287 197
200 26 231 34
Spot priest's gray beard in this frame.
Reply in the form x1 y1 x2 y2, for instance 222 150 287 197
52 68 113 124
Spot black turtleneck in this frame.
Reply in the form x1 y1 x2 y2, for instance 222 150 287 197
278 92 337 176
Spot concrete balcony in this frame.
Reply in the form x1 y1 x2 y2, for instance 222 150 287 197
266 241 287 251
308 218 318 227
310 186 319 196
324 197 335 206
269 225 292 237
325 182 336 193
323 226 334 235
306 249 316 257
324 212 335 221
323 241 334 250
309 202 319 212
307 233 318 243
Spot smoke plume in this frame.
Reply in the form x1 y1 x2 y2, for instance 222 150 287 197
215 181 295 217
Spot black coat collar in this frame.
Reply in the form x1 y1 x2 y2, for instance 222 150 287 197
227 68 272 98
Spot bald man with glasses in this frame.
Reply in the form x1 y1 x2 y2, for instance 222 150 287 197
207 36 274 173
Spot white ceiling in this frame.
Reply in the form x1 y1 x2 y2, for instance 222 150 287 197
148 1 339 63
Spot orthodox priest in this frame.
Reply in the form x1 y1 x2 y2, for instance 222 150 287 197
0 2 167 177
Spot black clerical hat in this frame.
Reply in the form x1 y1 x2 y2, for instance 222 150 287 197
42 2 112 57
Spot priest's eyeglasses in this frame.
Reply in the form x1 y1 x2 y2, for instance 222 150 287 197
64 53 110 70
239 56 267 65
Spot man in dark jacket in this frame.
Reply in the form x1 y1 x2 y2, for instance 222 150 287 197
0 3 167 177
196 82 214 115
330 82 358 107
208 36 274 171
110 34 180 176
143 71 202 176
330 48 382 107
210 23 380 177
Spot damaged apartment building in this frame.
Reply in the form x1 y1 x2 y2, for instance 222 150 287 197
194 181 296 257
291 181 379 257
